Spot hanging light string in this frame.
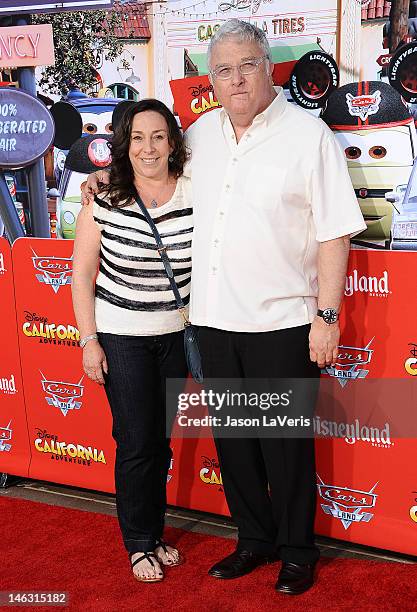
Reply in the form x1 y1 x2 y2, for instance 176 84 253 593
143 0 225 18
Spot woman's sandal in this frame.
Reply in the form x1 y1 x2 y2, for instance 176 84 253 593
154 538 183 567
130 551 164 583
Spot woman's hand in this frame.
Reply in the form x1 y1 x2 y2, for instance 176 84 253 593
81 170 110 206
82 340 108 385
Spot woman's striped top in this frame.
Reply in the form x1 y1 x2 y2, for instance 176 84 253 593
93 175 192 336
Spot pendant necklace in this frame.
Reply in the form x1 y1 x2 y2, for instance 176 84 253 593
150 199 158 208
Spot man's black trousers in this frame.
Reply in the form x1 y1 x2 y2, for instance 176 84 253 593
198 324 321 565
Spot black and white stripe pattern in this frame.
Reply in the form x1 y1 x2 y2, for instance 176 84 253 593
93 176 192 335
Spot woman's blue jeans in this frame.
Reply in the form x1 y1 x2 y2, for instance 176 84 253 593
98 331 187 554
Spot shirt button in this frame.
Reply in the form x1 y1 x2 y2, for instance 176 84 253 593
225 184 230 191
212 266 217 273
232 158 237 163
219 211 224 217
214 238 219 245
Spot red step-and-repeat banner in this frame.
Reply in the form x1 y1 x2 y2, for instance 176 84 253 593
0 237 30 477
1 238 416 556
12 238 115 492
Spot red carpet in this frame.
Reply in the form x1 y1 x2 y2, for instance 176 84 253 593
1 496 416 611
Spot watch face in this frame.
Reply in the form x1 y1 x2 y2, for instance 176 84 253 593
322 308 338 324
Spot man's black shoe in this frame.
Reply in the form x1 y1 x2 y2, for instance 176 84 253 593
208 549 273 579
275 562 316 595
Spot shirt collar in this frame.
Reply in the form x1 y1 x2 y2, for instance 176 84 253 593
219 87 287 130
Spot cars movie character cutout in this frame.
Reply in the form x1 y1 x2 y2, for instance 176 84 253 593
289 45 417 250
50 98 127 239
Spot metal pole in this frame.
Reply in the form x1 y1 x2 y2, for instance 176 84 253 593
0 172 25 242
16 15 50 238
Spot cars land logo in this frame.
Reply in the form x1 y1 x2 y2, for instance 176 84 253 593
405 343 417 376
410 492 417 523
345 270 390 298
31 248 72 294
0 374 17 395
0 252 5 274
22 311 80 347
322 339 374 388
41 372 84 416
200 456 223 490
317 475 378 530
346 90 381 121
34 428 106 466
0 420 12 452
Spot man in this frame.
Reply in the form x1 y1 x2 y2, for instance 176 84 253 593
83 20 365 595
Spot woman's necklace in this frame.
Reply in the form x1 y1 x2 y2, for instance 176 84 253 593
136 178 175 209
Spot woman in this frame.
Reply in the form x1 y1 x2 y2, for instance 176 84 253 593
72 99 192 583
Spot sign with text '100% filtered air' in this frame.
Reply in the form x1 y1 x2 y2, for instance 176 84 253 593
0 89 54 169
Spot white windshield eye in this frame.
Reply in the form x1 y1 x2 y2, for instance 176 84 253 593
345 146 361 160
105 123 113 133
369 145 387 159
335 128 414 165
83 123 97 134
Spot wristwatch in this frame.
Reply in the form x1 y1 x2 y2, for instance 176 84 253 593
79 333 98 348
317 308 338 325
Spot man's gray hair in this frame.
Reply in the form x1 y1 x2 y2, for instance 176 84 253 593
207 19 272 69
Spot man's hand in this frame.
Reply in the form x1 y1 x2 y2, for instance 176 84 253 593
81 170 110 206
309 317 340 369
82 340 108 385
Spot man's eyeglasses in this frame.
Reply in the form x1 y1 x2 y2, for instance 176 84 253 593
210 56 269 81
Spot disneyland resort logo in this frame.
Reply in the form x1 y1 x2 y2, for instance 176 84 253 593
200 456 223 490
317 476 378 530
345 270 390 298
31 249 72 293
22 311 80 347
0 373 17 396
313 416 392 449
34 428 106 467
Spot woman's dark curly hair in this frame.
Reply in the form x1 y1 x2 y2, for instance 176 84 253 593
104 99 189 207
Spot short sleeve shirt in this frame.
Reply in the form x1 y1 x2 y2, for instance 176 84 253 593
185 88 366 332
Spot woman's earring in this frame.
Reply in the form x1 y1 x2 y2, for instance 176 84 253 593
168 155 174 162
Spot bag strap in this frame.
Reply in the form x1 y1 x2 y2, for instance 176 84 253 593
134 192 190 326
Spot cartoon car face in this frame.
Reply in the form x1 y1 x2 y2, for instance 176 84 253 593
333 124 416 248
52 98 121 239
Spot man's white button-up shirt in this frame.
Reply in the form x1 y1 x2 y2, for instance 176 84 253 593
185 88 366 333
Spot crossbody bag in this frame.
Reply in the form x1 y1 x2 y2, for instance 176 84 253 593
134 193 203 384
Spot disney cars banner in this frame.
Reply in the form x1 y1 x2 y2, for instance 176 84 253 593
12 238 116 493
0 237 30 477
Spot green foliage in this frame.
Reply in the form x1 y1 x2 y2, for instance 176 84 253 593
32 10 126 96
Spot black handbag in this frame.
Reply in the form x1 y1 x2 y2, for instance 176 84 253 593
134 193 203 383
